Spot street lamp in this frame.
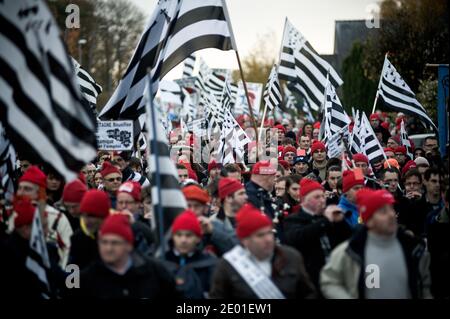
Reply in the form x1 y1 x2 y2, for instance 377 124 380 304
78 38 87 65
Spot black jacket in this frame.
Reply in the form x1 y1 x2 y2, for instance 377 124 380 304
68 229 99 270
245 180 276 219
282 208 352 287
77 251 178 298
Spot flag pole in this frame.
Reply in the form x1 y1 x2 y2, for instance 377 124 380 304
145 70 166 260
372 53 389 114
258 101 268 142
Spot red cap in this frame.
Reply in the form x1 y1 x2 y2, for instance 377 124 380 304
19 166 47 188
274 124 286 134
208 161 222 173
369 113 380 121
384 158 400 170
278 160 290 170
395 146 407 155
79 190 111 218
101 161 121 178
182 185 210 204
13 196 36 228
356 188 395 223
300 178 324 198
313 122 321 129
383 147 395 154
310 141 326 154
62 179 87 204
218 177 244 200
353 153 369 164
391 135 401 144
100 214 134 244
118 181 142 201
282 146 297 158
236 204 272 239
172 210 202 237
381 122 389 130
402 160 417 175
342 170 365 193
187 168 198 182
251 161 277 175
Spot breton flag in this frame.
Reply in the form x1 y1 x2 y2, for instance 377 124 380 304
0 122 16 201
375 56 437 132
263 64 282 111
400 119 414 160
71 57 102 113
349 109 362 154
278 18 343 112
98 0 236 136
323 80 351 135
182 53 196 78
360 113 386 167
0 0 97 182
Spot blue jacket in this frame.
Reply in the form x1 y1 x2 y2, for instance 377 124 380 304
338 195 359 228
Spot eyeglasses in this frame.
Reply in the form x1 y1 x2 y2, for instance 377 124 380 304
105 177 122 182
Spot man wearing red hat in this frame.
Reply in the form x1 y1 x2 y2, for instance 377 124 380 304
17 165 73 268
338 170 365 227
320 188 432 299
311 141 327 181
283 178 352 288
78 214 177 298
164 210 217 299
61 179 88 231
210 204 316 299
245 161 277 219
394 146 408 167
370 113 391 144
207 160 222 185
100 161 123 209
282 146 297 165
274 124 286 144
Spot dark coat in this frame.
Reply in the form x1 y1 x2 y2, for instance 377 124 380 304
209 245 317 299
245 180 276 219
77 251 178 299
282 207 352 287
68 229 99 270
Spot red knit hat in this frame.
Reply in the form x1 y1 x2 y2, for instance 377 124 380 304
282 146 297 158
402 160 417 176
100 214 134 244
251 161 277 175
62 179 87 204
299 178 324 198
218 177 244 200
278 160 290 170
383 147 395 154
13 196 36 228
208 161 222 173
384 158 400 170
118 181 142 201
101 161 121 178
369 113 380 121
380 122 389 130
19 166 47 188
171 210 202 237
310 141 326 154
353 153 369 164
236 204 272 239
79 190 111 218
274 124 286 134
356 188 395 223
313 121 321 129
342 170 365 193
395 146 407 155
182 185 210 204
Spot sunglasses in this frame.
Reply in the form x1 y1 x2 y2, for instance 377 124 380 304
105 177 122 182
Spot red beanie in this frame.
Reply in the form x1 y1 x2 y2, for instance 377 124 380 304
236 204 272 239
395 146 407 155
274 124 286 134
19 166 47 188
369 113 380 121
100 214 134 244
402 160 417 176
300 178 324 198
79 190 111 218
384 147 395 154
313 121 321 129
13 196 36 228
187 168 198 182
218 177 244 200
101 161 121 178
282 146 297 158
251 161 277 175
118 181 142 201
356 188 395 223
342 170 365 193
208 161 222 173
353 153 369 164
380 122 389 130
278 160 290 170
310 141 326 154
391 135 401 145
171 210 202 237
62 179 87 204
182 185 210 204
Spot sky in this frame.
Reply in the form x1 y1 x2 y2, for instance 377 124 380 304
128 0 380 78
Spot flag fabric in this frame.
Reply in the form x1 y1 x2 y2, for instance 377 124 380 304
222 76 238 110
360 113 386 166
205 93 226 138
400 119 413 160
26 207 51 299
376 56 437 131
98 0 236 134
349 109 362 154
71 57 102 113
278 18 343 111
0 0 97 182
182 53 196 78
323 81 351 135
263 64 282 111
0 122 16 201
180 88 197 121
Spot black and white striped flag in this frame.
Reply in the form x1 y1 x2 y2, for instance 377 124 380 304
0 0 97 182
182 53 196 78
217 109 250 164
223 76 238 110
324 81 351 135
360 113 386 166
376 56 437 132
349 109 362 154
71 57 102 113
263 64 282 111
98 0 236 136
400 119 413 160
278 18 343 112
0 122 16 201
26 206 51 299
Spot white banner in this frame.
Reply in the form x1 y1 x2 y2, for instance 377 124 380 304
96 120 134 150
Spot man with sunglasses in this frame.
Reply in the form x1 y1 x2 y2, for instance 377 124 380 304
100 162 123 209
